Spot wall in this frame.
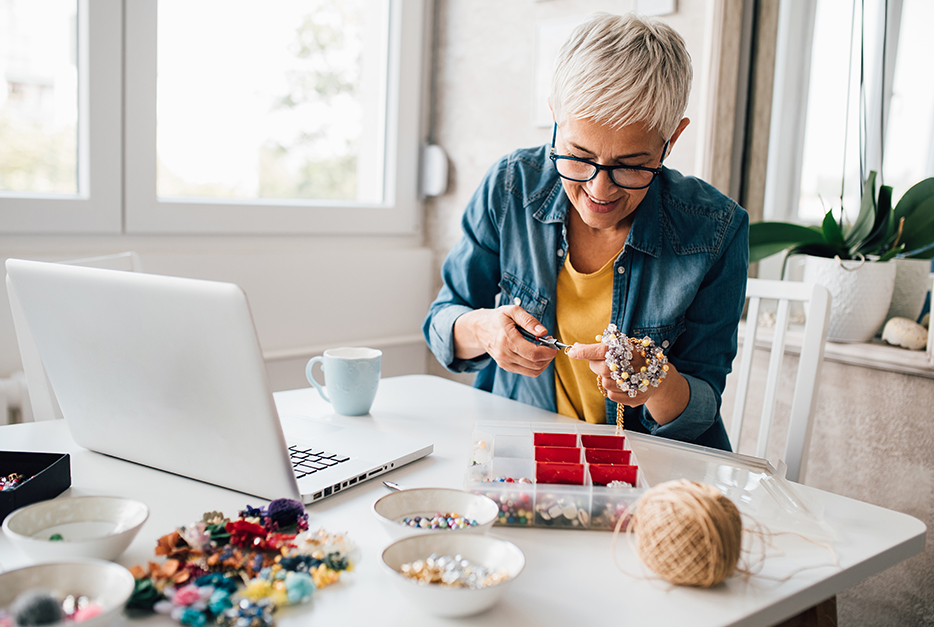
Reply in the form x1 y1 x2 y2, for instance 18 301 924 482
424 0 713 381
0 236 432 415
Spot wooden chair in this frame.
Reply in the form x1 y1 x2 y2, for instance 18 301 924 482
728 278 831 483
7 252 142 422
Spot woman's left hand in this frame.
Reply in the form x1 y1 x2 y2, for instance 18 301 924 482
565 342 662 407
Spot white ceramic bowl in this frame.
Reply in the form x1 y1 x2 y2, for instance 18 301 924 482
0 559 134 627
380 533 525 617
372 488 499 540
2 496 149 562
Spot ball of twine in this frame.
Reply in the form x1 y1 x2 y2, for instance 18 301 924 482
630 479 742 588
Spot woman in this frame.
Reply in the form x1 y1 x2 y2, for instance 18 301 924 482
422 13 748 450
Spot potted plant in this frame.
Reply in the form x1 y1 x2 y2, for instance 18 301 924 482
749 172 934 342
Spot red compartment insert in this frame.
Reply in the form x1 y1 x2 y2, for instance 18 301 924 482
535 446 582 463
580 434 624 450
536 461 585 485
589 464 638 487
533 432 578 447
584 449 631 465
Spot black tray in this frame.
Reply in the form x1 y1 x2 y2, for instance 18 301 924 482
0 451 71 522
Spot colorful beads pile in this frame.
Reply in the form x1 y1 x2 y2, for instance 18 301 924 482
399 513 478 529
599 324 668 397
0 472 29 492
399 553 509 589
127 499 355 627
485 490 533 526
590 500 633 531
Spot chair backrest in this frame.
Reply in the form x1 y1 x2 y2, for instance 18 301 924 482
7 252 143 422
728 278 831 483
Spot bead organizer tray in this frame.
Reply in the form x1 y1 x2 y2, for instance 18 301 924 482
464 422 649 531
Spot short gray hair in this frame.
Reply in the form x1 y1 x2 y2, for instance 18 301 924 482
550 12 692 140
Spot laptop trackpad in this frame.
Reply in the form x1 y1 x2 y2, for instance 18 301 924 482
279 415 344 439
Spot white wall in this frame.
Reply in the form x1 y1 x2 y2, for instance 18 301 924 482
0 235 432 398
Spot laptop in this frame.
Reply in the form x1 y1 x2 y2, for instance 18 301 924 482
5 258 432 503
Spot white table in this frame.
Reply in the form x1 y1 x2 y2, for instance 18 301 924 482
0 375 925 626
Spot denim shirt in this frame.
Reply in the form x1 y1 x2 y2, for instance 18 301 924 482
423 145 749 450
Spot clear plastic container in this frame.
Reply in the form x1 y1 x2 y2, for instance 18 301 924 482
465 421 833 537
465 421 646 531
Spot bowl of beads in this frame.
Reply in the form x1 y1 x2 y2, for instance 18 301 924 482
380 533 525 617
2 496 149 563
372 488 498 540
0 559 135 627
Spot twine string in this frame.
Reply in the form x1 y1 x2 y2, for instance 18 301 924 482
610 480 840 587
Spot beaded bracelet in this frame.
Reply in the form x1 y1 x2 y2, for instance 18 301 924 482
599 324 669 398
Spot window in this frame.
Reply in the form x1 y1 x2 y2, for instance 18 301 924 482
765 0 933 224
0 0 426 235
0 0 121 233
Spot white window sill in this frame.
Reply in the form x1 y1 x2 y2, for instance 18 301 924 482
738 320 934 379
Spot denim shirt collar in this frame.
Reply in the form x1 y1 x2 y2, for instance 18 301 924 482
532 169 665 259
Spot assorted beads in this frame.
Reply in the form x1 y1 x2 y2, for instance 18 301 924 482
399 553 509 589
0 472 29 491
534 495 590 527
483 476 533 484
0 591 102 627
599 324 668 397
127 499 355 627
400 513 478 529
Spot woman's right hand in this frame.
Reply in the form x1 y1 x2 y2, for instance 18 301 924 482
453 305 558 377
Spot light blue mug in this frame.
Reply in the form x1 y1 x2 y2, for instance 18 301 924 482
305 347 382 416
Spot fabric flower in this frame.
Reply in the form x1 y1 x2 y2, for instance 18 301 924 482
226 520 269 549
180 522 211 552
266 499 306 529
173 585 201 606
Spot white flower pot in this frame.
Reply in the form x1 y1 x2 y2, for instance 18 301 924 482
885 258 931 324
802 255 896 343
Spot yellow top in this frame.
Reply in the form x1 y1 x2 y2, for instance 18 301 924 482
554 247 621 423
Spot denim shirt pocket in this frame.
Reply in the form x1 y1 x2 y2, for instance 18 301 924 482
630 316 686 354
499 272 549 320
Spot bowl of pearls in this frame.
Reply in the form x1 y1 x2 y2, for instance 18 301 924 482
2 496 149 563
380 533 525 617
372 488 499 540
0 559 135 627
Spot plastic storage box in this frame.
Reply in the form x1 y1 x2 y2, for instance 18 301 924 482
465 421 833 538
465 422 648 531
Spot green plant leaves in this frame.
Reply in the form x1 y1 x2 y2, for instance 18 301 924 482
748 221 826 263
899 196 934 258
822 209 846 249
846 170 878 249
893 177 934 224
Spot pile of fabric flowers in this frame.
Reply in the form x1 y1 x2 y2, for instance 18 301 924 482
127 498 355 627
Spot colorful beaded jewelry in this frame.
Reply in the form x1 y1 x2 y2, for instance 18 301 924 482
599 324 668 398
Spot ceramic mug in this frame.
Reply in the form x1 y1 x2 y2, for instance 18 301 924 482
305 347 382 416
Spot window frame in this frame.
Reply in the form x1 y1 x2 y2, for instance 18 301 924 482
0 0 123 234
125 0 424 235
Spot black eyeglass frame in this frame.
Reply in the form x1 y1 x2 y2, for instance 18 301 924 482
548 123 670 190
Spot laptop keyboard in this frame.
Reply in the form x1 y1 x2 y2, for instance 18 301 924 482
288 445 351 478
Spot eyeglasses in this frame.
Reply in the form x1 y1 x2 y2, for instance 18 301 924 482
548 123 669 190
